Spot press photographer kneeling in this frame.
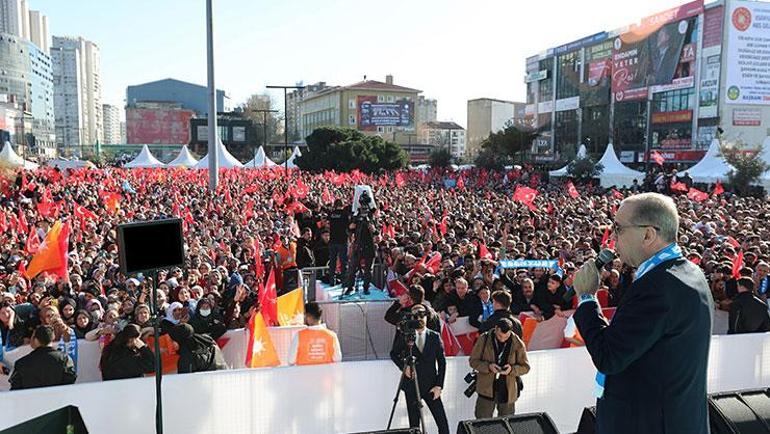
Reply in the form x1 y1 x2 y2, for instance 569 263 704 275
467 318 530 418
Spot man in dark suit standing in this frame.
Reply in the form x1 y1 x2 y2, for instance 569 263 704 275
728 277 770 334
10 325 77 390
572 193 713 434
390 303 449 434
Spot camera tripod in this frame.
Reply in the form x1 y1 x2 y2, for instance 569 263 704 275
386 340 427 434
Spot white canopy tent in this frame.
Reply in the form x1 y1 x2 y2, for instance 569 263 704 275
549 144 588 177
686 138 734 184
0 142 38 170
284 146 302 169
597 143 644 188
758 136 770 191
244 146 277 168
124 145 165 168
194 139 244 169
166 145 199 168
46 158 95 170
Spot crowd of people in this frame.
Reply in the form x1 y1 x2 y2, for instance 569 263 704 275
0 162 769 391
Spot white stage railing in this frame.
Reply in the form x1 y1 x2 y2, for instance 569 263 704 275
0 333 767 434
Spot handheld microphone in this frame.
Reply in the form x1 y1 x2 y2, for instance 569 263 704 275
563 249 617 301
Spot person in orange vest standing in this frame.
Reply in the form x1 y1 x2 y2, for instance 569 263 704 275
288 302 342 366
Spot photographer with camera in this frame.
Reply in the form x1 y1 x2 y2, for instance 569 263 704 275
389 303 449 434
467 318 530 418
344 190 377 296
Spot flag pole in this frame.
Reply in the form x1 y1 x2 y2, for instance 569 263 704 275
206 0 219 191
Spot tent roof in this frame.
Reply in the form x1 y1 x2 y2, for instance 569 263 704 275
284 146 302 169
194 139 243 169
549 144 588 177
46 158 96 169
124 145 165 168
686 139 734 184
167 145 199 168
597 143 644 187
0 142 39 170
244 146 277 168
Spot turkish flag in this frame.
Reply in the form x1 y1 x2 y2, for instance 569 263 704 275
732 250 744 279
713 181 724 196
566 181 579 199
395 172 406 188
293 178 309 199
438 210 448 236
651 150 665 166
25 226 41 255
259 267 278 326
611 189 624 200
513 186 538 211
601 227 611 248
670 181 689 192
388 279 409 297
687 188 709 202
456 176 465 189
477 243 493 260
440 320 462 356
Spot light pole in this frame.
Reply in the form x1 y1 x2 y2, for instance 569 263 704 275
266 85 304 173
206 0 219 191
252 109 278 168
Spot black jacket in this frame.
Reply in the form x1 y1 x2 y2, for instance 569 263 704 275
511 292 536 315
390 329 445 395
328 208 350 244
296 238 315 269
532 285 571 320
477 309 523 339
574 258 713 434
728 292 770 334
189 306 227 341
162 321 227 374
10 347 77 390
101 345 155 381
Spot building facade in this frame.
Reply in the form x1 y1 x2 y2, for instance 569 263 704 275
466 98 527 157
27 39 54 154
189 112 259 162
102 103 121 144
300 75 422 145
524 0 770 166
28 9 48 53
126 78 227 116
0 0 23 38
422 121 466 158
286 81 330 142
52 36 103 154
416 95 438 127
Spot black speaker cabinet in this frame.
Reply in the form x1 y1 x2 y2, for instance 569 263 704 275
576 406 597 434
117 218 185 274
709 388 770 434
457 412 559 434
0 405 88 434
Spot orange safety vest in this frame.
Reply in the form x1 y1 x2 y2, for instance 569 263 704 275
276 243 297 270
295 328 337 365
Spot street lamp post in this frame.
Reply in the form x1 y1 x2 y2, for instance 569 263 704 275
252 109 278 168
266 85 304 173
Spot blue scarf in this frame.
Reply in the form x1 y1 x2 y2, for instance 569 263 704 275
57 328 78 371
595 243 683 398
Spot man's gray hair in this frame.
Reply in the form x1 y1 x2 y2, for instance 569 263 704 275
622 193 679 243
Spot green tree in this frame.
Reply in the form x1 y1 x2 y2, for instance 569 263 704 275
429 148 452 168
295 127 408 173
720 142 769 196
474 125 538 169
567 157 603 181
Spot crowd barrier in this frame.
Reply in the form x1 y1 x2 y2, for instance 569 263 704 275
0 332 766 434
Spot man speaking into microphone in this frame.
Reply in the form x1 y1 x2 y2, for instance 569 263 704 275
572 193 713 434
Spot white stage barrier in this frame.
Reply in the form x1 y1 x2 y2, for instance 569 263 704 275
0 332 767 434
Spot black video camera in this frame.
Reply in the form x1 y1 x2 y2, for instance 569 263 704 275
397 312 421 343
463 371 477 398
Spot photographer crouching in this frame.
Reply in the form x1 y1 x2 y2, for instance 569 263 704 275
467 318 530 418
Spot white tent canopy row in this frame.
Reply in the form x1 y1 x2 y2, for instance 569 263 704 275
244 146 277 168
124 145 166 168
0 142 38 170
284 146 302 169
167 145 199 168
685 138 734 185
597 143 644 188
194 138 244 169
549 144 588 178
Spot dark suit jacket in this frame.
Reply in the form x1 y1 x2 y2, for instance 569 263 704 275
574 258 713 434
10 347 77 390
728 292 770 334
390 329 445 395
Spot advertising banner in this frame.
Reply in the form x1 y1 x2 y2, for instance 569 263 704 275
725 1 770 105
356 96 414 131
703 6 724 48
732 108 762 126
525 70 548 83
611 0 703 102
126 108 194 144
699 52 721 119
581 41 614 107
555 96 580 112
553 32 608 55
646 150 706 161
652 110 693 124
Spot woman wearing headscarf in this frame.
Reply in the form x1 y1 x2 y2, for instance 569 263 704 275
189 298 226 341
161 321 227 374
100 324 155 381
73 310 96 339
58 297 78 326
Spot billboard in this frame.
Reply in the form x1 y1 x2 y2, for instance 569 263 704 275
611 0 703 102
725 1 770 105
356 96 414 131
699 53 721 118
126 108 194 144
581 40 614 107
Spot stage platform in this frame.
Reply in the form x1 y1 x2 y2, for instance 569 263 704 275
0 333 767 434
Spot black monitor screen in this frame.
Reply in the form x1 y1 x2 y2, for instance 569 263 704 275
118 219 185 274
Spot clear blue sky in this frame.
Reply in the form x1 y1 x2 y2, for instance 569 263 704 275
34 0 689 127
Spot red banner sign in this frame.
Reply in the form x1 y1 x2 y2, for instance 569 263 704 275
652 110 693 124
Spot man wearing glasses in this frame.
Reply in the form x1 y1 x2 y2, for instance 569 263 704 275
572 193 713 434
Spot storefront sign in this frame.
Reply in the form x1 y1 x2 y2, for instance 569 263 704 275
525 70 549 83
538 100 554 114
646 150 706 161
619 151 636 163
555 96 580 112
652 110 693 124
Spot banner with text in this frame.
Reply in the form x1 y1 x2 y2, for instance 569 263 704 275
725 1 770 105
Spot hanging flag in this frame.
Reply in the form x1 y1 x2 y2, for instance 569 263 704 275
24 220 70 280
276 288 305 326
259 267 278 326
244 311 280 368
732 250 744 279
513 186 538 211
650 150 665 166
687 188 709 202
566 181 579 199
712 181 724 196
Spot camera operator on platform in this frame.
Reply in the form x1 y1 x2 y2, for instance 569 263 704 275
389 303 449 434
344 188 377 296
571 193 713 434
468 317 530 418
